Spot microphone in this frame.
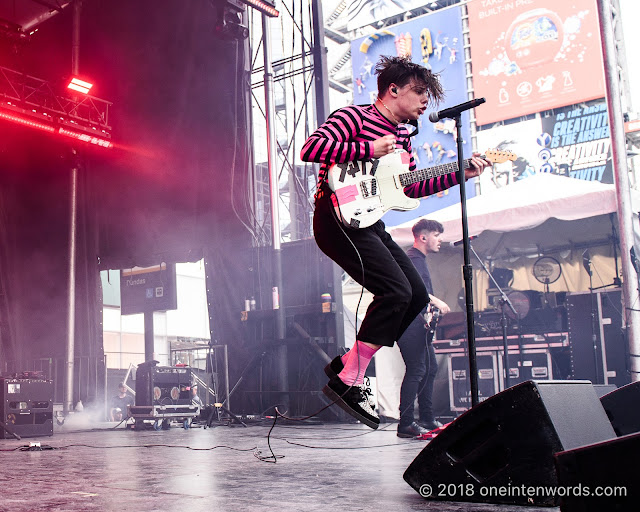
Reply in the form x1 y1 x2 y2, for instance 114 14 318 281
582 249 592 276
429 98 486 122
451 235 479 247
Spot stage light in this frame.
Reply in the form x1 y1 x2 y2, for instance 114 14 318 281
58 127 113 148
67 77 93 95
215 6 250 40
0 109 55 133
240 0 279 17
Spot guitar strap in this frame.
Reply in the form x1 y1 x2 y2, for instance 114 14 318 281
406 119 419 137
327 105 420 137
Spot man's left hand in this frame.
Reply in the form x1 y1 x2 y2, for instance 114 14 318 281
464 154 491 180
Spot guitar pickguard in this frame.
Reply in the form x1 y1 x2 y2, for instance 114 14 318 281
328 150 419 228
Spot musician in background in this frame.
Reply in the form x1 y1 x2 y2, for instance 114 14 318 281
110 382 134 422
300 55 489 429
397 219 450 437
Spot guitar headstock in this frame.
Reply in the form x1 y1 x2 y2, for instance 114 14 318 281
483 149 518 164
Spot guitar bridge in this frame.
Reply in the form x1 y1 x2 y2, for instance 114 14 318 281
359 178 378 198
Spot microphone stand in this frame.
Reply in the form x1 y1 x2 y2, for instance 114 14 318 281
453 114 480 407
584 256 602 384
469 244 518 390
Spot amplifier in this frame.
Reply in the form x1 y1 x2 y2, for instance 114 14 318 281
135 365 193 406
567 289 628 387
0 378 54 438
448 353 499 411
474 310 519 337
499 349 553 388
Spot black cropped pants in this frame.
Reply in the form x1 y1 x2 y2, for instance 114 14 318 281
313 190 428 347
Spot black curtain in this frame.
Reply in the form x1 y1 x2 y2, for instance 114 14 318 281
0 1 255 402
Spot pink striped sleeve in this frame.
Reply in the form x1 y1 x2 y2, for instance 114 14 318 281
403 171 460 199
300 107 371 164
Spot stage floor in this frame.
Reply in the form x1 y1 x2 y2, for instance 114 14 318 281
0 419 558 512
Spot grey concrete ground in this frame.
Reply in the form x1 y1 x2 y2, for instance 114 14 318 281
0 419 559 512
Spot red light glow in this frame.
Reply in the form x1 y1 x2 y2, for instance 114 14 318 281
58 128 113 148
0 108 112 149
0 110 55 133
242 0 279 17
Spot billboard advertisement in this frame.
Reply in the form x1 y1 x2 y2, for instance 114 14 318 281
475 117 543 191
351 6 477 225
540 100 612 183
476 99 612 186
467 0 605 126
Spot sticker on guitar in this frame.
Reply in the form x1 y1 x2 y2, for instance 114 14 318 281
327 149 516 229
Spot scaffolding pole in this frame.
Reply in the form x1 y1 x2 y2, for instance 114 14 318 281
597 0 640 381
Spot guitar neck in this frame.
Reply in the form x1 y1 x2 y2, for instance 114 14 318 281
398 158 475 187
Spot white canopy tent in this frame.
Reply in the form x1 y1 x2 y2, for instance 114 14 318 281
389 173 640 252
373 173 640 421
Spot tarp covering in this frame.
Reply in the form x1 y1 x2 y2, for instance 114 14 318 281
389 173 640 250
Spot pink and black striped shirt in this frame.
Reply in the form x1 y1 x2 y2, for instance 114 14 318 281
300 104 458 198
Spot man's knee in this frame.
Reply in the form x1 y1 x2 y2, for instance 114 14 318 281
389 279 414 311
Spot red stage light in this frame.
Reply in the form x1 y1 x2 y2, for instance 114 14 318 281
0 110 55 133
0 107 112 149
67 77 93 95
58 127 113 148
240 0 279 17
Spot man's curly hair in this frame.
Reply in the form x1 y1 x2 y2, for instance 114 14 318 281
375 56 444 106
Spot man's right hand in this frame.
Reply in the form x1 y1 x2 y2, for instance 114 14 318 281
372 134 397 158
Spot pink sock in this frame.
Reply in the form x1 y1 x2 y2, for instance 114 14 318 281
338 340 380 386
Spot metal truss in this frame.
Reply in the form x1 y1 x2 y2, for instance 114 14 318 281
0 65 112 137
248 1 318 244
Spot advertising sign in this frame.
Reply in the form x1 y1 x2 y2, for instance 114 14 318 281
540 100 612 183
467 0 605 126
120 263 178 315
475 117 543 190
351 6 477 225
475 99 611 185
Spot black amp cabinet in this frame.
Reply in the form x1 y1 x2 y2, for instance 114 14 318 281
0 378 54 438
135 364 193 407
566 289 628 387
448 353 499 411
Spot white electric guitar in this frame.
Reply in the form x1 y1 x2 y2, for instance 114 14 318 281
327 149 516 228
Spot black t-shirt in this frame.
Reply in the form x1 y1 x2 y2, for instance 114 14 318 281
406 246 433 295
111 394 134 416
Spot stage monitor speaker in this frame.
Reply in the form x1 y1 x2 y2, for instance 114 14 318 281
554 432 639 511
0 378 54 438
135 364 193 407
592 384 617 398
599 381 640 436
403 380 616 506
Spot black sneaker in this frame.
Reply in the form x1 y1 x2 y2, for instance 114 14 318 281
323 356 344 379
397 422 430 439
417 419 443 431
322 376 379 429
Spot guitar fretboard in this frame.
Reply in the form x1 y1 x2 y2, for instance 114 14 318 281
398 158 476 187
